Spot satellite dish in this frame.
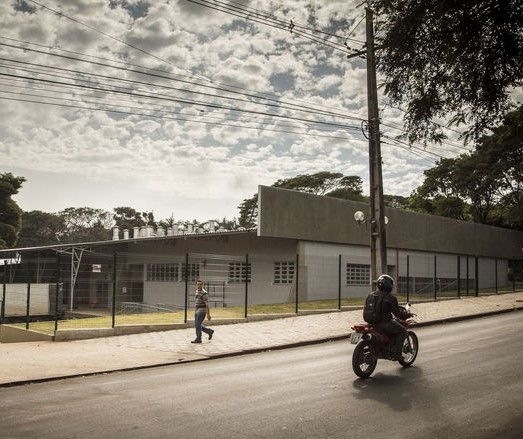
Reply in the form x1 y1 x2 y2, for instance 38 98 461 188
354 211 365 223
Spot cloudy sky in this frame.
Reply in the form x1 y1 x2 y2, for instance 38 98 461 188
0 0 469 223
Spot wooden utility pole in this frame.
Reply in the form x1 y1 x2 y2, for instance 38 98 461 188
365 7 387 287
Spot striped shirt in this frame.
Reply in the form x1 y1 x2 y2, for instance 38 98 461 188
194 289 209 314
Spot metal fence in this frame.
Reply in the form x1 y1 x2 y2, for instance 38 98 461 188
1 251 521 336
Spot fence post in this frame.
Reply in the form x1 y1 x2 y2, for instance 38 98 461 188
338 255 342 310
433 255 437 301
475 256 479 297
111 252 117 328
25 258 31 330
184 253 189 323
466 257 470 296
54 253 60 333
1 260 6 323
295 254 299 314
495 258 498 294
406 255 410 303
513 257 516 292
457 255 461 297
244 254 249 318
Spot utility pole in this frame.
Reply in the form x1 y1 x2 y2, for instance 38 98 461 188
340 7 389 288
365 7 387 287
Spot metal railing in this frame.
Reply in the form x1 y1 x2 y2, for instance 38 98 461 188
1 252 521 335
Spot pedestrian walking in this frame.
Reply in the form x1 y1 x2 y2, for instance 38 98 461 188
191 279 214 343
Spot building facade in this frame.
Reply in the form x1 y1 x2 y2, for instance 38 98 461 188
1 185 522 317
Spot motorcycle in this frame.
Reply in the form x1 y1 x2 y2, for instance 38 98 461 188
350 304 418 378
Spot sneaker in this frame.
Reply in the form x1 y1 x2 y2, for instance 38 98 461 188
191 339 202 344
208 329 214 340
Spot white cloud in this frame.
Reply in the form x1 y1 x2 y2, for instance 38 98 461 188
0 0 463 222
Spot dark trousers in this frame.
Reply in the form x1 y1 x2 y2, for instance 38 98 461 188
195 312 212 341
378 320 407 355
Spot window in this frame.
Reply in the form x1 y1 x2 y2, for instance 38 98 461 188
182 263 200 282
274 261 295 284
228 262 251 283
347 264 370 285
147 263 178 282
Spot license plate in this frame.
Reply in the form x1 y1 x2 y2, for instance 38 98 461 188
350 332 362 344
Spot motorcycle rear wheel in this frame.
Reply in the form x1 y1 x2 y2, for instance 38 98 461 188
352 341 378 378
398 331 418 367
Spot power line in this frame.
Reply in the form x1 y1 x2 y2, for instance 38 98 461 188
381 134 449 160
0 39 368 124
25 0 206 82
3 5 470 163
183 0 364 52
0 67 358 132
380 101 471 148
226 0 365 43
0 95 360 141
3 38 467 158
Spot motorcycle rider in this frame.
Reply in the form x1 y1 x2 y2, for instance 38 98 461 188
374 274 411 360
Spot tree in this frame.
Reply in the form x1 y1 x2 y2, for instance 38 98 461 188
383 194 410 210
58 207 113 243
408 155 495 222
474 105 523 229
113 207 146 231
408 105 523 229
17 211 64 248
214 217 239 230
158 214 176 230
0 172 25 249
238 195 259 229
273 172 348 195
238 172 366 227
371 0 523 143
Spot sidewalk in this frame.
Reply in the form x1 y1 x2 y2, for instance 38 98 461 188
1 292 522 387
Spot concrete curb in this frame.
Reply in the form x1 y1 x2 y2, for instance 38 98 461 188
1 306 521 388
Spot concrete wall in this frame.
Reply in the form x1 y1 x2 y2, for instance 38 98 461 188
258 185 523 259
120 234 300 307
2 283 51 316
0 325 53 343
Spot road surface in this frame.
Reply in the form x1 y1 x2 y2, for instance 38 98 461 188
1 312 522 438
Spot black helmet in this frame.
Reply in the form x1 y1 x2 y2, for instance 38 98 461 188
377 274 394 292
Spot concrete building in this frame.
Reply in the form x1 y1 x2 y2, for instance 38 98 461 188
1 186 522 317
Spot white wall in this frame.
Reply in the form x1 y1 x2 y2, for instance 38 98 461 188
117 235 513 308
3 284 51 316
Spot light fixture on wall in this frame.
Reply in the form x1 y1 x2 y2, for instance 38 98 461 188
354 211 366 224
354 211 388 226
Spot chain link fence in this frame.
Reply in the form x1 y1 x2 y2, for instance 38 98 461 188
1 251 521 336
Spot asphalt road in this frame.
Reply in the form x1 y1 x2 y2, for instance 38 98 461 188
1 312 522 439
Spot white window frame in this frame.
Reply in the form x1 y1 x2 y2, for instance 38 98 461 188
147 263 178 282
274 261 295 284
182 263 200 282
228 262 251 283
347 263 370 285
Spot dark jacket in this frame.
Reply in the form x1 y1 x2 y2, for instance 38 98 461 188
377 290 408 323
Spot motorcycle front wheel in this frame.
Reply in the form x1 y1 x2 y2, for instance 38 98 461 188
398 331 418 367
352 341 378 378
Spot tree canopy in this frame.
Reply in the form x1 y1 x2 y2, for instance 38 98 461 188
7 105 523 252
371 0 523 143
58 207 113 243
16 210 64 248
238 172 367 228
0 172 25 249
409 105 523 229
113 207 156 231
